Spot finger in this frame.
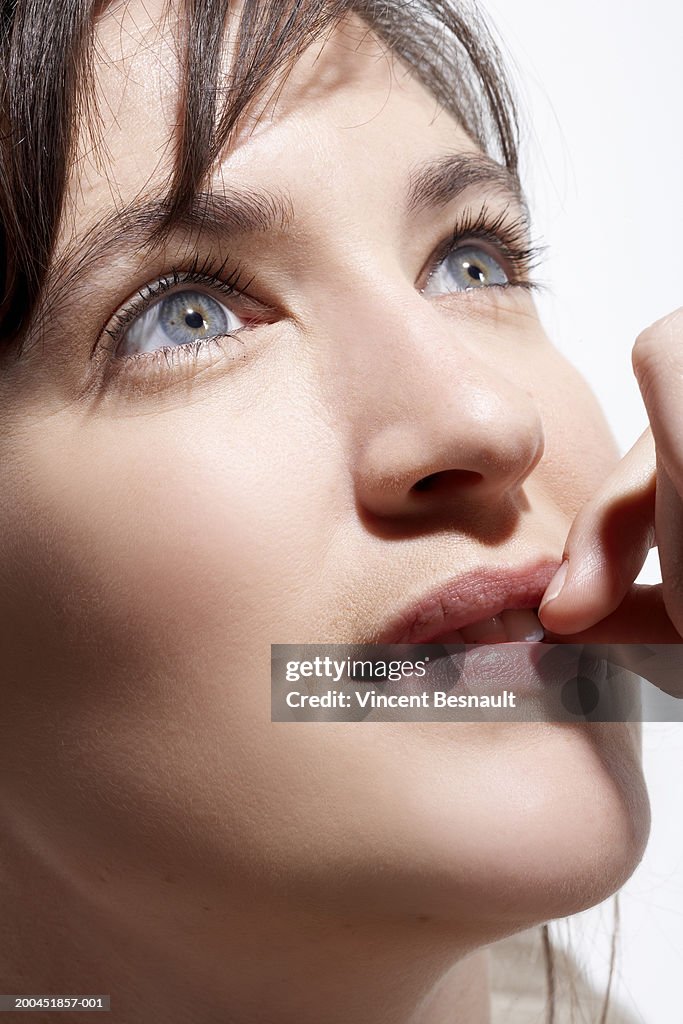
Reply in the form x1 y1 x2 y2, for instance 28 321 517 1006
552 641 683 700
610 641 683 699
543 584 683 698
655 457 683 630
543 584 679 644
632 306 683 496
633 307 683 635
538 429 656 634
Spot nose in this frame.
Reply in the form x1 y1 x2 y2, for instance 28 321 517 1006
329 290 545 519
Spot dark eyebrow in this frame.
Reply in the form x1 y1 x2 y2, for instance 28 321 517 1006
46 152 527 329
67 186 296 264
406 151 528 224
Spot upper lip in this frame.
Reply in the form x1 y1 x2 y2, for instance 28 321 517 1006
372 559 561 645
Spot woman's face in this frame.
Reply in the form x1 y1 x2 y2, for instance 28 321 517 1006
0 0 648 971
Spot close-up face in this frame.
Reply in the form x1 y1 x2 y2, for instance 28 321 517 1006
0 0 650 1004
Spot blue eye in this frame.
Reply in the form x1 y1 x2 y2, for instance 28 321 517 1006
424 243 509 295
121 289 241 355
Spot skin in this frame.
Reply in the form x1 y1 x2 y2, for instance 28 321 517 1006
0 3 660 1022
539 310 683 696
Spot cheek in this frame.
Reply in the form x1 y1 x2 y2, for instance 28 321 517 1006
444 292 621 521
0 399 354 912
0 397 350 851
3 399 342 662
533 349 621 518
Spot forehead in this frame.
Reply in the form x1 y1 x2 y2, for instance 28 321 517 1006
70 0 478 236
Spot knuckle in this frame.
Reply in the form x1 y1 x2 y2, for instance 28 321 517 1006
632 311 683 403
633 306 683 364
632 327 660 375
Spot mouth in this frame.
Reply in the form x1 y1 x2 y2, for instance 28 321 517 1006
427 607 544 644
372 560 560 646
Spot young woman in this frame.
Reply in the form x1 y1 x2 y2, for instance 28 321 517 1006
0 1 680 1021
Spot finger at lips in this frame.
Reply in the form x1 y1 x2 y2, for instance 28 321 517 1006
538 429 656 634
632 306 683 496
655 458 683 633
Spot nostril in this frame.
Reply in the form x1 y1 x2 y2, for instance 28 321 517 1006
413 473 437 492
412 469 484 493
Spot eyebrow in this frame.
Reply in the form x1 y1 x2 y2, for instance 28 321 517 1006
61 186 297 269
48 151 527 319
406 151 528 222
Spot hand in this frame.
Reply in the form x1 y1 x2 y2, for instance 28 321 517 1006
537 308 683 697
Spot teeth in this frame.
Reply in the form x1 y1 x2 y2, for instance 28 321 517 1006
460 614 507 644
500 608 544 642
435 608 544 645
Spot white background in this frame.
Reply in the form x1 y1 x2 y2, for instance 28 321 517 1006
475 1 683 1019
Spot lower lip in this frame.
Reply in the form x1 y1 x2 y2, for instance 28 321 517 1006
399 640 550 691
360 641 608 722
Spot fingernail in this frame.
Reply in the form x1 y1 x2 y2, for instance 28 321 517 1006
539 560 569 613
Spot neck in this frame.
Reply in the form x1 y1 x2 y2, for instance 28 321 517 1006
1 835 492 1024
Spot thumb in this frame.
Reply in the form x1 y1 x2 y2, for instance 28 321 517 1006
538 429 656 635
543 583 680 645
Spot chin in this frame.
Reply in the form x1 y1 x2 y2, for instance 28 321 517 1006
343 721 651 942
456 722 649 935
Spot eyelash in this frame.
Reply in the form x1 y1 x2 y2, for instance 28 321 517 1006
424 202 545 292
103 252 254 348
101 203 545 380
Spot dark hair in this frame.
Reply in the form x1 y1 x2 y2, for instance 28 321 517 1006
0 0 520 353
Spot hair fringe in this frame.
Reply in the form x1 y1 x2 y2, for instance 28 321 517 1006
0 0 521 352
